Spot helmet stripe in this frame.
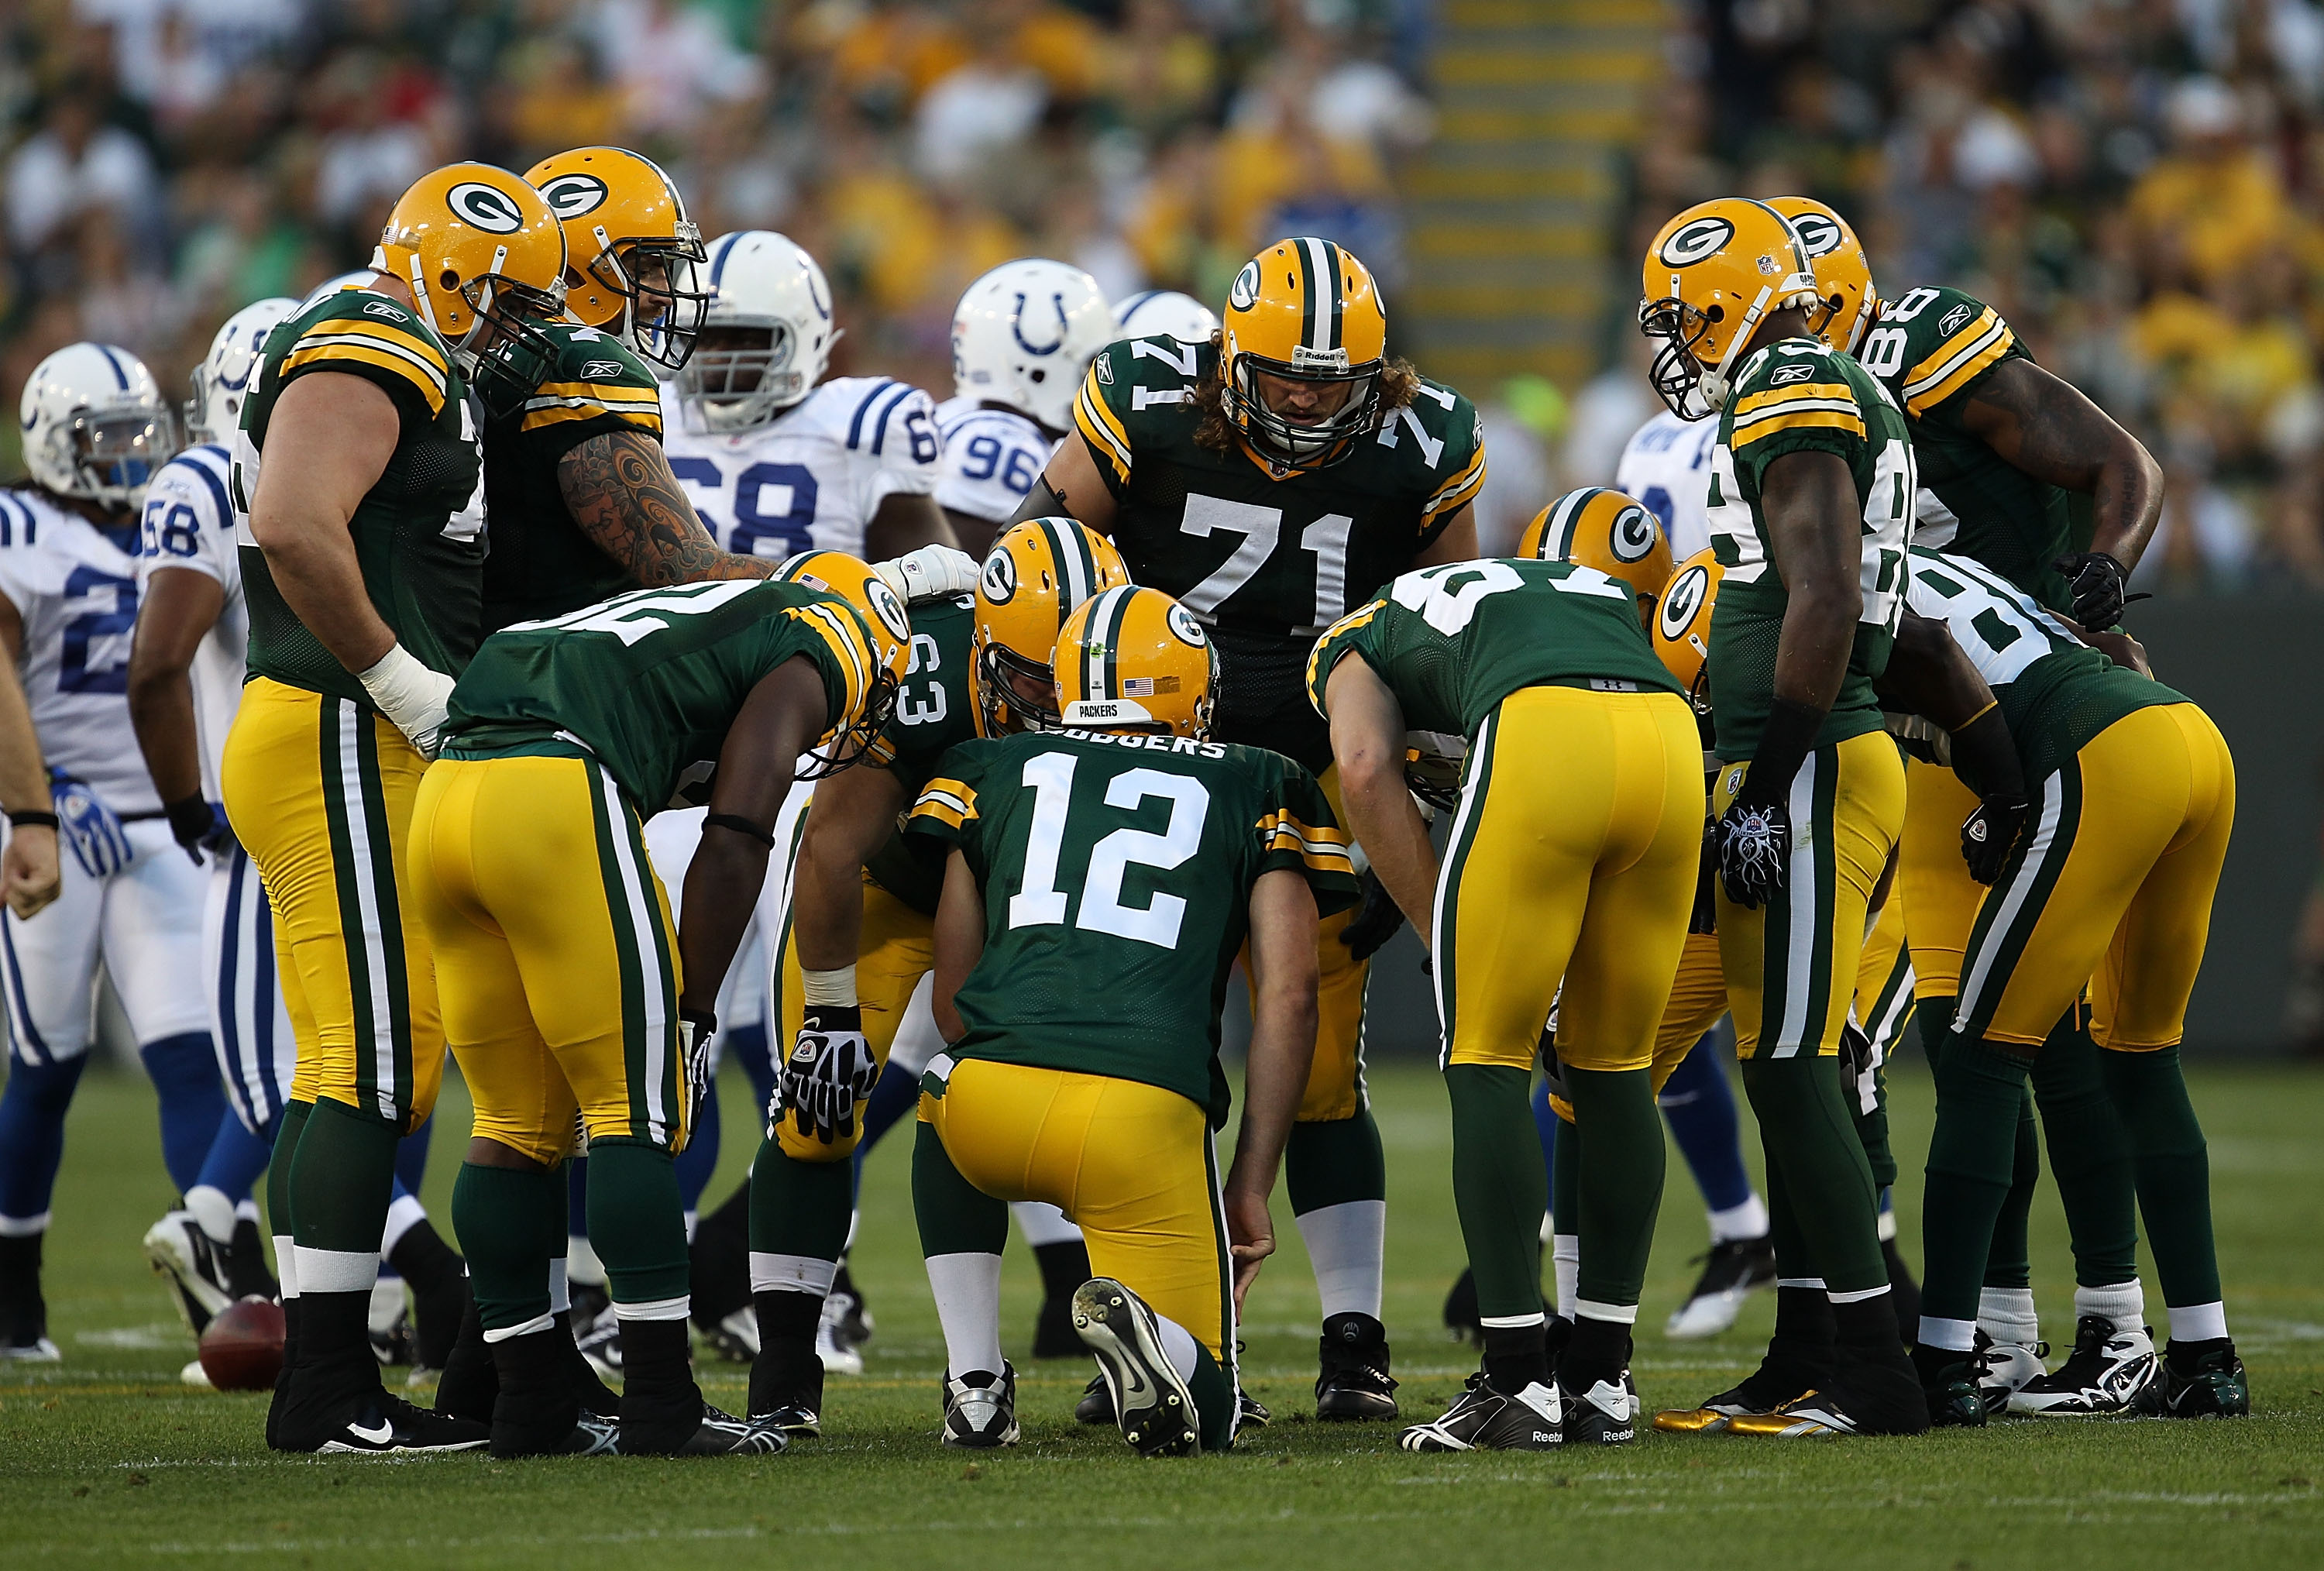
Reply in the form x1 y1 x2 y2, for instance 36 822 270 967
709 233 739 290
1041 517 1091 622
1742 197 1811 277
95 345 130 390
1542 488 1596 560
1318 239 1344 352
1301 237 1336 353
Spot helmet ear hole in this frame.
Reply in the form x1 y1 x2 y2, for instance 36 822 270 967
439 269 459 290
1705 304 1724 323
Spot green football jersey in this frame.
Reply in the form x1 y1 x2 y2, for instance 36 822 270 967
1704 335 1916 759
480 321 669 631
1306 558 1682 737
441 578 878 815
1903 547 2182 784
861 592 978 916
906 728 1360 1122
1072 335 1486 772
1856 287 2072 610
231 287 485 704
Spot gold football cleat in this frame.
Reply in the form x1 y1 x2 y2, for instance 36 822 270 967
1652 1403 1758 1434
1725 1393 1861 1438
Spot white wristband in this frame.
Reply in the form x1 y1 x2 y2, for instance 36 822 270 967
354 643 456 758
802 964 858 1009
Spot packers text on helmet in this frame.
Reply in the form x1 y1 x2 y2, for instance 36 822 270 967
1054 585 1217 741
1769 196 1877 356
971 517 1130 736
525 146 709 373
1219 237 1389 470
1518 486 1676 622
373 163 568 414
775 550 913 775
1637 197 1822 419
1652 547 1724 715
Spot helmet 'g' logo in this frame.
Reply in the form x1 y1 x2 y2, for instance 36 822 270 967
1611 505 1659 563
449 181 526 234
1789 213 1842 258
1659 564 1710 640
1165 603 1206 647
1658 216 1734 269
1229 261 1262 312
980 548 1017 605
538 173 610 220
866 579 911 641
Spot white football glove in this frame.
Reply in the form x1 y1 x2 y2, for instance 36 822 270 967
47 773 130 878
875 544 979 603
779 1006 882 1145
356 644 458 759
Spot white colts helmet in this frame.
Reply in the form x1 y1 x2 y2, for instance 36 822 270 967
20 343 180 512
677 230 837 434
1112 288 1220 345
952 260 1112 434
189 297 301 443
301 270 379 309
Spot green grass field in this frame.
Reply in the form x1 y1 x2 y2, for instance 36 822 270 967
4 1053 2320 1569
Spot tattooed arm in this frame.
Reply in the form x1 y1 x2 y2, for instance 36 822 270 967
556 429 779 586
1959 358 2164 571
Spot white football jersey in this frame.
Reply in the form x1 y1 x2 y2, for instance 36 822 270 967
933 397 1057 524
136 442 245 798
1613 409 1718 561
658 375 940 560
0 487 160 814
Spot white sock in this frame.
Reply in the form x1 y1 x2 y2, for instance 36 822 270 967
568 1234 606 1288
1294 1199 1384 1320
368 1275 406 1334
1876 1204 1898 1243
184 1184 237 1247
843 1208 860 1253
2167 1300 2229 1343
1707 1194 1769 1245
273 1234 299 1298
1011 1201 1082 1249
380 1191 426 1257
1552 1233 1580 1319
548 1256 571 1317
297 1246 380 1295
683 1209 698 1246
1919 1315 1977 1353
925 1252 1004 1376
1153 1311 1201 1381
748 1252 837 1297
235 1198 260 1223
1978 1286 2039 1346
2075 1280 2145 1329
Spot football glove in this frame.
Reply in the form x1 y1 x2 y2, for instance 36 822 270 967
163 794 238 865
49 771 130 878
1961 796 2030 885
1339 870 1406 961
679 1007 717 1133
781 1006 881 1146
354 643 456 759
1715 792 1789 909
875 544 980 603
2054 552 2144 630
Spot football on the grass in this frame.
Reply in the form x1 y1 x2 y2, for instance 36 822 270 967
198 1298 286 1391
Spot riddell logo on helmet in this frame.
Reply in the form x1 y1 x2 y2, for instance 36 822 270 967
1291 345 1349 373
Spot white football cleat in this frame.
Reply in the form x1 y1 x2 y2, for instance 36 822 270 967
1663 1236 1777 1339
2009 1315 2164 1417
1973 1332 2047 1415
144 1212 233 1335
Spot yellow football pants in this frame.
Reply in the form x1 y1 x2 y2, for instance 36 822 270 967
408 755 693 1164
1715 729 1907 1060
1898 755 1984 1001
920 1059 1232 1360
220 677 442 1130
775 872 934 1161
1441 686 1704 1074
1954 703 2233 1050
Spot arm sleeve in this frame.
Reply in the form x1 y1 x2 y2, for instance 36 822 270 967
1898 292 2025 427
903 744 985 848
1253 758 1360 917
1726 360 1872 496
1071 348 1136 499
517 337 666 464
274 304 450 428
1416 391 1487 541
1303 597 1391 719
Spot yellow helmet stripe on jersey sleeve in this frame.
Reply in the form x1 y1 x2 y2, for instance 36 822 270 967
1901 312 2013 418
1257 810 1356 874
1729 398 1867 449
789 601 873 727
1304 600 1384 712
297 315 451 372
910 778 979 830
1422 440 1488 524
1074 369 1133 485
519 380 665 435
280 334 449 415
1730 381 1855 417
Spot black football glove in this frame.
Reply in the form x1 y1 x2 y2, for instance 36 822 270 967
2054 552 2141 629
1339 870 1406 961
679 1006 717 1133
1961 796 2030 885
1716 791 1791 909
163 793 238 865
781 1006 880 1146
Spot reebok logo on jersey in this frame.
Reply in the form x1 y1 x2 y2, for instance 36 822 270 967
580 361 625 380
362 300 410 321
1093 352 1113 385
1769 363 1816 385
1941 303 1975 336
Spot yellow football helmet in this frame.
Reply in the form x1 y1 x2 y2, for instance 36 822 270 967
373 163 567 407
1652 548 1724 714
1219 237 1389 469
1518 486 1676 622
524 146 709 373
1769 196 1877 356
775 550 914 775
1054 585 1216 741
971 517 1130 736
1638 197 1821 419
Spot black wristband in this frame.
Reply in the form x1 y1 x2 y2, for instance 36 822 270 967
163 793 215 847
6 810 57 830
703 812 777 848
681 1005 717 1040
1739 696 1827 809
1946 703 2026 805
799 1003 862 1034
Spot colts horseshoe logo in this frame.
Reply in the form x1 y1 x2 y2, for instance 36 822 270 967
1012 293 1068 356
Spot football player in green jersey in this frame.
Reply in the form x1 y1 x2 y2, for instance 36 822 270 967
1636 195 1934 1437
907 585 1359 1454
739 522 1126 1439
1025 237 1487 1418
222 163 566 1456
1779 197 2168 1415
412 561 909 1456
1309 549 1703 1450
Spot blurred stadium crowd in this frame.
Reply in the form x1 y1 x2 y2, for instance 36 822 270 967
8 1 2324 598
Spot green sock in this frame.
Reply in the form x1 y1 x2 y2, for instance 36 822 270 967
1850 1062 1898 1191
748 1136 854 1266
1765 1155 1809 1280
1563 1066 1663 1314
2100 1047 2221 1308
1917 995 1954 1076
1284 1107 1385 1213
1739 1055 1885 1295
1920 1036 2033 1325
288 1096 399 1255
1190 1339 1236 1452
1982 1086 2037 1291
1445 1064 1545 1321
1550 1108 1578 1236
2033 1013 2140 1287
452 1163 562 1333
584 1139 689 1306
911 1121 1008 1256
266 1099 311 1246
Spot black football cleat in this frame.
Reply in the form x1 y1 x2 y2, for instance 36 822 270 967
2161 1337 2250 1418
1396 1371 1562 1452
1664 1236 1778 1339
2009 1315 2158 1417
1559 1372 1639 1445
1075 1370 1114 1425
1910 1343 1989 1428
1315 1311 1398 1421
281 1391 490 1455
1073 1278 1201 1456
940 1363 1020 1448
